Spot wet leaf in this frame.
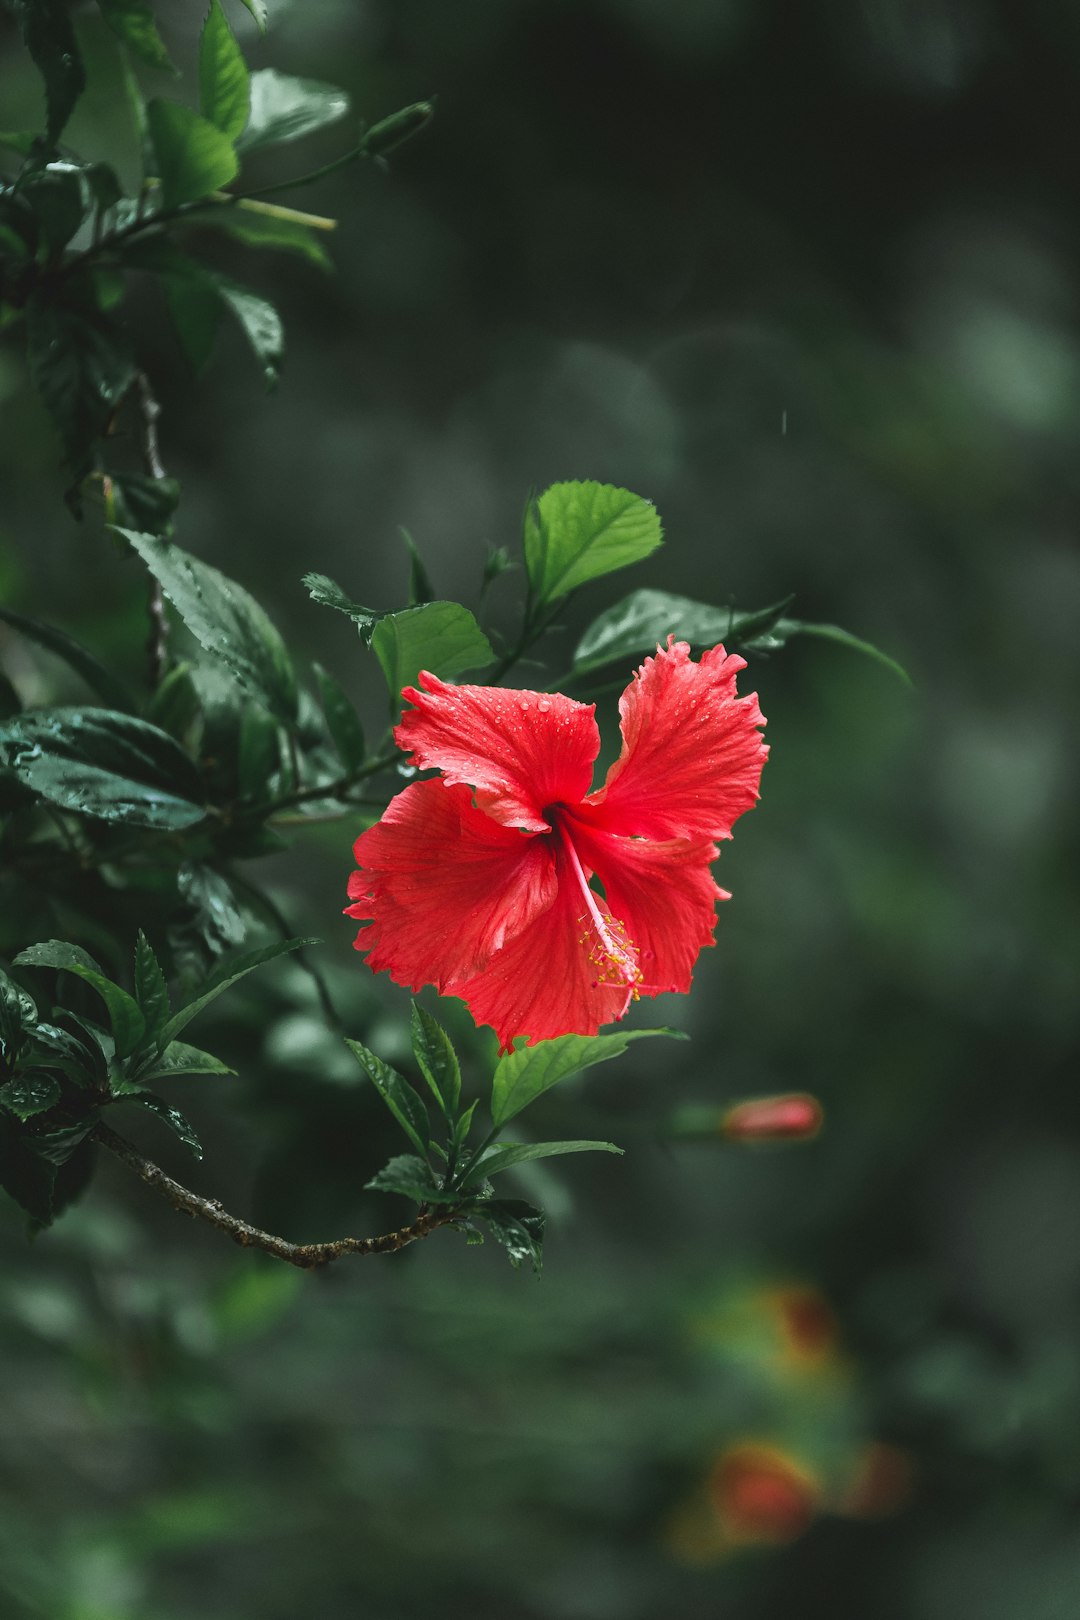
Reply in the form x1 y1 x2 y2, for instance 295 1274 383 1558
0 707 206 830
119 531 298 722
344 1038 430 1155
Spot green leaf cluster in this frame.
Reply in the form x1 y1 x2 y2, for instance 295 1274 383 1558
349 1010 682 1276
0 931 311 1225
1 0 429 517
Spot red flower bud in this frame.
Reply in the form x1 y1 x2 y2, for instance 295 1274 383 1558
721 1093 823 1143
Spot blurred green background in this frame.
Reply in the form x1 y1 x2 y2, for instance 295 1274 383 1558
2 0 1079 1616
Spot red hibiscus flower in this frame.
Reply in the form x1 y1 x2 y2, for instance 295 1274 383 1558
346 638 767 1050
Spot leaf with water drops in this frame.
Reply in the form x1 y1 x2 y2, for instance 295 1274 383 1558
13 939 147 1061
124 1091 203 1158
0 1073 61 1121
344 1038 430 1155
0 708 206 830
471 1198 546 1275
119 530 298 722
0 967 37 1065
572 590 794 679
6 0 86 146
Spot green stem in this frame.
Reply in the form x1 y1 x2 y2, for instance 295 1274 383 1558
264 749 400 815
485 595 568 686
237 143 366 201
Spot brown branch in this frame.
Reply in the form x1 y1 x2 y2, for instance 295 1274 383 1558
134 372 169 686
93 1123 459 1270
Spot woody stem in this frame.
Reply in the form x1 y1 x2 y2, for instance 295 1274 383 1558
93 1123 459 1270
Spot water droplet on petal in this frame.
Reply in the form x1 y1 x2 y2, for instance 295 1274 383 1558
538 699 551 712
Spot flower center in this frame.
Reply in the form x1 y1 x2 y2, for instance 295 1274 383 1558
550 810 641 996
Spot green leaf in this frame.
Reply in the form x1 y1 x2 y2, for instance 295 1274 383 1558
237 69 349 152
199 0 250 142
13 940 147 1061
344 1038 430 1156
145 662 200 743
165 272 222 372
0 606 134 712
106 472 181 537
30 1117 97 1165
25 292 136 483
524 482 663 605
452 1099 477 1150
159 937 315 1046
473 1198 545 1275
133 931 170 1040
0 966 38 1065
97 0 176 72
0 1112 58 1225
236 705 281 801
482 543 513 591
491 1028 682 1128
365 1153 441 1203
572 590 794 679
313 663 365 772
147 99 239 210
0 131 37 157
370 603 494 703
21 162 88 256
210 274 283 387
747 618 913 687
119 530 298 723
235 0 267 33
195 200 333 269
410 1003 461 1119
462 1139 623 1185
0 707 206 830
28 1023 98 1087
125 1091 203 1158
400 529 434 605
62 1011 113 1072
0 1073 61 1120
136 1040 236 1080
302 573 383 640
177 862 246 955
7 0 86 146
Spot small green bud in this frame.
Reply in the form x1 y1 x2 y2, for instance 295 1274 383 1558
360 101 434 159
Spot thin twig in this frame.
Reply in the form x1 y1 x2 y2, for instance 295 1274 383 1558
134 372 169 685
264 750 400 814
94 1123 458 1270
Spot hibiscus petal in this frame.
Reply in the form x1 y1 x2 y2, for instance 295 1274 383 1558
347 779 558 992
585 638 768 841
445 847 636 1051
395 673 601 832
566 816 724 997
